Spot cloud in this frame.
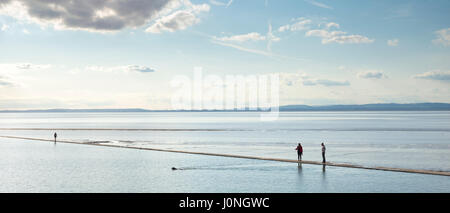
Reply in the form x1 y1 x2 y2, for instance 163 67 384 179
433 28 450 47
303 79 350 86
212 22 281 54
0 80 13 87
209 0 226 6
86 65 156 73
325 22 339 29
226 0 233 8
214 32 266 42
304 0 333 9
279 72 308 86
278 25 290 32
15 63 51 70
357 70 387 79
387 39 399 46
278 17 312 32
126 65 155 73
266 22 280 51
211 40 274 57
279 18 373 45
209 0 232 7
0 0 208 33
305 29 374 44
16 63 31 69
280 72 350 87
0 75 14 87
414 70 450 81
145 2 209 33
210 40 304 61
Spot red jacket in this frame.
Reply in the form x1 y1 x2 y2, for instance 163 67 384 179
296 145 303 153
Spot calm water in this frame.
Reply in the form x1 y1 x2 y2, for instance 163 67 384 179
0 111 449 192
0 138 449 193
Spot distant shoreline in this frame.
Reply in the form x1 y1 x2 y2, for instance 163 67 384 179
1 103 450 113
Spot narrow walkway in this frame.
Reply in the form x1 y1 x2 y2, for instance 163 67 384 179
1 135 449 177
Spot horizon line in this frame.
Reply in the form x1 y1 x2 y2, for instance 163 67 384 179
1 102 450 112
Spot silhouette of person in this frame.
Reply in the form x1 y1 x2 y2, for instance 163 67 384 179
54 132 57 143
295 143 303 161
321 143 326 163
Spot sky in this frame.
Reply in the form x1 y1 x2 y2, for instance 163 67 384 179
0 0 450 110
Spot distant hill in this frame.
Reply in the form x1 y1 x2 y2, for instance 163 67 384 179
0 108 152 113
279 103 450 111
1 103 450 113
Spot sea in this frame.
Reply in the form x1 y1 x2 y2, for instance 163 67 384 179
0 111 449 192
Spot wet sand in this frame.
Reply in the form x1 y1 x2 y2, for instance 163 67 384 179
1 135 449 177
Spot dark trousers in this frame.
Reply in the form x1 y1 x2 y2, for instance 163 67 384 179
322 152 326 163
297 152 302 160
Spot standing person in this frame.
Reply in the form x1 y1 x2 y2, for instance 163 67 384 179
321 143 326 163
54 132 57 143
295 143 303 161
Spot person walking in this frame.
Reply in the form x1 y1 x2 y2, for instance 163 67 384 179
54 132 57 143
321 143 326 163
295 143 303 161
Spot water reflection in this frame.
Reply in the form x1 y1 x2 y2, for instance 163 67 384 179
321 164 327 190
297 163 303 179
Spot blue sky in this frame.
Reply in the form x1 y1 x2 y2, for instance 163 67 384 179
0 0 450 109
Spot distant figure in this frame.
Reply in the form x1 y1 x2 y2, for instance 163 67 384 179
295 143 303 161
321 143 326 163
54 132 57 143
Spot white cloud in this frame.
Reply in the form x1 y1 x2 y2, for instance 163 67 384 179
214 32 266 42
16 63 31 69
279 72 308 86
0 0 208 33
303 79 350 86
126 65 155 73
0 75 14 87
14 63 51 70
212 22 281 54
387 39 399 46
279 18 373 45
305 29 374 44
290 19 312 31
357 70 387 79
414 70 450 81
226 0 233 8
86 65 156 73
210 40 304 61
209 0 226 6
325 22 339 29
211 40 274 57
145 2 210 33
209 0 227 6
278 24 290 32
304 0 333 9
209 0 233 7
433 28 450 47
280 72 350 87
266 22 280 51
278 17 312 32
